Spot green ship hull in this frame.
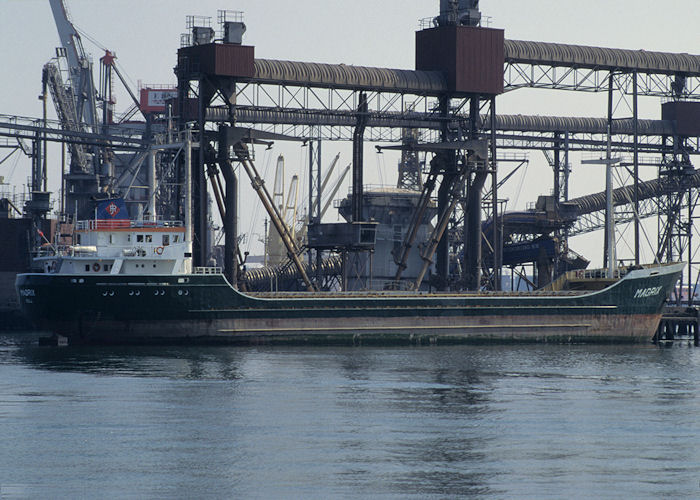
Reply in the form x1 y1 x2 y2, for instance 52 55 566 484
15 263 683 345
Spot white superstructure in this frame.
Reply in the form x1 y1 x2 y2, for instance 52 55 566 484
36 220 192 276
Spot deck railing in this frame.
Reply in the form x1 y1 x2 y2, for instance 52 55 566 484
76 219 184 231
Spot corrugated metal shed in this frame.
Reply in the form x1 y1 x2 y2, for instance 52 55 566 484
178 44 255 78
662 101 700 136
416 25 504 95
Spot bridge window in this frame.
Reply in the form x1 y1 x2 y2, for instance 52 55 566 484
145 235 153 243
162 234 170 246
137 235 144 243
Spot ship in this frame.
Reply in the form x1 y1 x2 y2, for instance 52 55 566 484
0 193 57 330
15 215 683 345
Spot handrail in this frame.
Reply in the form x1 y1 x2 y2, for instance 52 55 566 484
76 219 184 230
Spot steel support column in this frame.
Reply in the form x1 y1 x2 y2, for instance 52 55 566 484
604 74 614 271
147 149 156 220
553 131 561 277
437 95 456 288
217 128 239 287
465 170 486 290
352 92 368 223
563 132 570 201
221 161 238 287
553 133 561 208
490 97 501 290
194 78 209 267
307 134 321 272
463 95 482 290
633 71 640 265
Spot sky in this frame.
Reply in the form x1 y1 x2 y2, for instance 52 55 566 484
0 0 698 265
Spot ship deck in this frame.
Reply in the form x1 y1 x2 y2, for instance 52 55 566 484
248 289 589 299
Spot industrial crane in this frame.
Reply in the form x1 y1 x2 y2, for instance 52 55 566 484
43 0 103 219
45 0 153 220
48 0 99 133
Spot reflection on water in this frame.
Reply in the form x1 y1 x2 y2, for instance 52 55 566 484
2 332 700 497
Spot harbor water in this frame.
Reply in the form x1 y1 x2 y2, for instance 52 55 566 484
2 332 700 498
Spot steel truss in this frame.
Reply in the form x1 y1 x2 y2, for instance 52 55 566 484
230 106 699 153
229 81 700 150
231 83 444 142
223 75 700 291
570 197 660 236
0 114 146 150
656 155 700 304
504 63 700 99
173 36 700 292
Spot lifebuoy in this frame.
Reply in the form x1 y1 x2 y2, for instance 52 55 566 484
155 246 164 255
93 262 101 272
